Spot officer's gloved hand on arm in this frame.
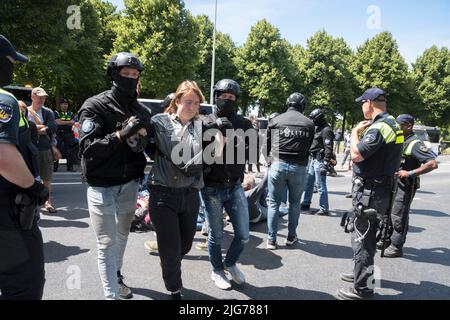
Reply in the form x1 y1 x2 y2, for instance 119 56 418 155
25 181 49 206
215 117 233 135
118 116 146 140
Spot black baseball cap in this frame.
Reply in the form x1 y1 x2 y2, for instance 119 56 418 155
396 114 414 126
355 88 386 103
0 34 29 63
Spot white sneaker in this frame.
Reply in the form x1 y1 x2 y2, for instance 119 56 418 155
211 270 232 290
225 264 246 285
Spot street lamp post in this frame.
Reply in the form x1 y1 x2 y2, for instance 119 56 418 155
210 0 218 105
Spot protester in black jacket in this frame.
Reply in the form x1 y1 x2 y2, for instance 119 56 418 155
265 92 315 250
201 79 256 290
78 52 151 300
301 108 335 215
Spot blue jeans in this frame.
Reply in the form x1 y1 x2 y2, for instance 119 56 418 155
267 161 307 241
87 179 139 300
201 185 249 272
302 159 329 212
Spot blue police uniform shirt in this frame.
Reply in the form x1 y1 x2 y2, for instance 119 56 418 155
353 112 403 178
401 134 436 171
0 88 20 146
0 88 21 193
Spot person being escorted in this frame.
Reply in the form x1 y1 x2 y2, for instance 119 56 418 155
78 52 152 300
147 80 207 300
265 92 315 250
0 34 49 300
201 79 254 290
382 114 438 257
54 98 77 172
337 88 404 300
301 108 335 216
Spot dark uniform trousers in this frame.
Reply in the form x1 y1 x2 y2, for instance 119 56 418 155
390 178 416 249
56 128 77 167
0 200 45 300
351 178 391 294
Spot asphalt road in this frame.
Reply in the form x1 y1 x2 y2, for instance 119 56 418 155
40 155 450 300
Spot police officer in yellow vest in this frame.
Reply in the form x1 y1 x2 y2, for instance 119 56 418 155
0 34 49 299
54 98 76 172
337 88 403 300
382 114 438 258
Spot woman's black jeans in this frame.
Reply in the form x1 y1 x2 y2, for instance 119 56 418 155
149 185 200 292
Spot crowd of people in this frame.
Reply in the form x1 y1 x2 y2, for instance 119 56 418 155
0 36 439 301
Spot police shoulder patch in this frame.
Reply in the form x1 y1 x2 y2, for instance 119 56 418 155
0 103 13 123
419 143 428 152
364 133 376 144
324 138 331 145
82 120 95 133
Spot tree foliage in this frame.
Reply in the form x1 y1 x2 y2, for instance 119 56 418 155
234 19 296 115
192 15 238 102
351 32 410 115
113 0 199 98
412 46 450 126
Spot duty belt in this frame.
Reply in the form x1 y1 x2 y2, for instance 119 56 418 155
354 175 394 188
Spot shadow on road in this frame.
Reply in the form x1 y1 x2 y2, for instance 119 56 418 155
39 219 89 229
290 239 354 259
415 190 436 195
380 279 450 299
410 209 449 217
44 240 90 263
131 287 218 300
408 225 426 233
234 282 336 300
402 247 450 267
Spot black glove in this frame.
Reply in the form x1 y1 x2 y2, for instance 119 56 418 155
25 180 49 206
215 117 233 135
119 116 146 140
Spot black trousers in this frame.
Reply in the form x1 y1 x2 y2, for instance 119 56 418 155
149 186 200 292
56 130 76 167
351 181 391 294
0 203 45 300
390 178 416 249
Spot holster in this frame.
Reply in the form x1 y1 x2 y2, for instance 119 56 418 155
13 193 38 231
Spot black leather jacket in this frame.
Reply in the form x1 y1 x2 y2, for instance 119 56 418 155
78 87 152 187
266 107 315 166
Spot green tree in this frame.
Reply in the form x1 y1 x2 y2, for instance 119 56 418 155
412 46 450 126
193 15 238 102
1 0 107 109
351 32 410 115
113 0 199 98
297 31 356 130
234 19 296 115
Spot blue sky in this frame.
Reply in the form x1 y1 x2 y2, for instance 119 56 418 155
110 0 450 65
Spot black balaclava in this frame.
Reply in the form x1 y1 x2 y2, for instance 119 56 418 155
112 69 139 98
216 97 237 117
0 56 14 87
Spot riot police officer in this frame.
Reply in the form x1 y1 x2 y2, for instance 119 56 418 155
0 34 49 299
383 114 438 257
54 98 76 172
337 88 403 300
201 79 254 290
301 108 335 215
78 52 152 300
265 92 315 250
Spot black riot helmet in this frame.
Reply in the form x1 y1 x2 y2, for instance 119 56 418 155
213 79 241 101
106 52 143 79
309 108 327 126
286 92 307 112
